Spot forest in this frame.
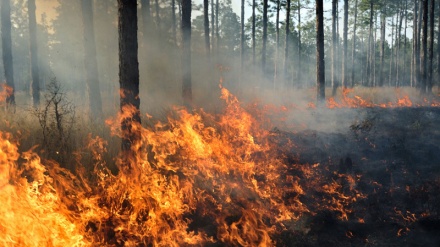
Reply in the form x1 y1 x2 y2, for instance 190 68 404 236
1 0 440 246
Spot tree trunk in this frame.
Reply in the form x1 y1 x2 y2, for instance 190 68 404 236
389 16 395 86
140 0 151 48
297 0 302 87
172 0 177 44
262 0 268 74
379 8 386 87
437 0 440 86
1 0 15 106
351 0 358 87
241 0 245 72
182 0 192 104
403 0 408 85
274 0 280 87
412 0 418 87
396 4 403 87
252 0 256 66
342 0 348 88
416 0 423 88
118 0 141 152
211 0 214 50
204 0 210 59
81 0 103 118
28 0 40 107
428 0 435 92
331 0 337 95
366 1 374 87
284 0 291 83
215 0 219 54
421 0 428 93
316 0 325 103
154 0 160 28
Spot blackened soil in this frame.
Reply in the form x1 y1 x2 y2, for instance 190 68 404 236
275 107 440 247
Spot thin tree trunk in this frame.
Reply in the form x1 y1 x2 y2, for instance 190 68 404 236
252 0 256 66
182 0 192 104
331 0 337 95
118 0 141 153
373 13 377 86
28 0 40 107
412 0 418 87
154 0 160 28
262 0 268 74
403 0 408 86
389 16 395 86
284 0 291 83
140 0 151 48
274 0 280 87
421 0 428 93
416 0 423 88
437 0 440 86
1 0 15 106
367 1 374 87
316 0 325 103
297 0 302 87
211 0 214 50
241 0 245 72
204 0 210 59
215 0 219 54
342 0 348 88
351 0 358 87
379 8 386 87
396 4 403 87
428 0 435 92
172 0 177 44
81 0 102 118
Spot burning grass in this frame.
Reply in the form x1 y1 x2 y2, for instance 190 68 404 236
0 85 440 246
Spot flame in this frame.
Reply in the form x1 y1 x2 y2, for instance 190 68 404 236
1 84 436 245
0 83 13 105
326 88 440 108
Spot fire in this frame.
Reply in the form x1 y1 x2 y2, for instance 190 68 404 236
1 85 438 245
0 83 13 105
326 88 440 108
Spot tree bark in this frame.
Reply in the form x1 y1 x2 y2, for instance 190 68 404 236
215 0 219 54
274 0 280 86
81 0 103 118
421 0 428 93
428 0 435 92
140 0 151 47
172 0 177 44
412 0 418 87
28 0 40 107
297 0 302 87
262 0 268 74
351 0 358 87
331 0 337 95
342 0 348 88
118 0 141 152
284 0 291 83
316 0 325 103
379 8 386 87
182 0 192 104
1 0 15 106
252 0 256 66
366 1 374 87
438 0 440 86
154 0 160 28
241 0 245 72
211 0 214 50
204 0 210 59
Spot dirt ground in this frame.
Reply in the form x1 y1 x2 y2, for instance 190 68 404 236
274 107 440 246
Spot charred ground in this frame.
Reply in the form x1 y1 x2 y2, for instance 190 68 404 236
273 107 440 246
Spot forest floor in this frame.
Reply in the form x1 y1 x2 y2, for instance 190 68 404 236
273 107 440 246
